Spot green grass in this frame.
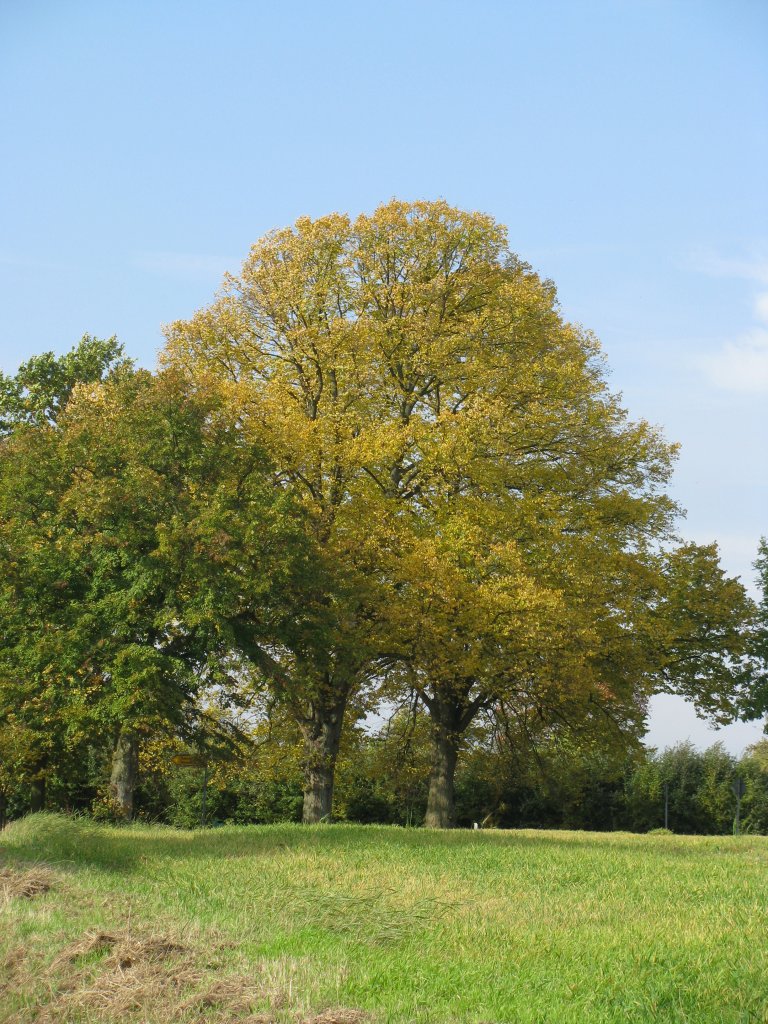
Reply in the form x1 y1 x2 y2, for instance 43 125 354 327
1 813 767 1023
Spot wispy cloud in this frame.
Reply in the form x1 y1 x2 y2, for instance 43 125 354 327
690 248 768 394
0 252 72 272
688 248 768 285
699 325 768 394
132 251 235 280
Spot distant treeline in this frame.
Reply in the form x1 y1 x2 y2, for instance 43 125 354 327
3 705 765 836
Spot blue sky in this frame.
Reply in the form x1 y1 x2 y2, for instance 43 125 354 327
1 0 766 752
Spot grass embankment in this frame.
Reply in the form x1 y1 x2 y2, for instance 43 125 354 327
1 814 766 1023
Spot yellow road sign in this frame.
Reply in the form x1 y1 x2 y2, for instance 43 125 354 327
171 754 205 768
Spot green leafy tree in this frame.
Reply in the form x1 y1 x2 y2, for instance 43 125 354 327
0 367 299 818
739 538 768 720
0 334 131 812
738 739 768 834
0 335 128 434
624 743 738 835
697 743 739 832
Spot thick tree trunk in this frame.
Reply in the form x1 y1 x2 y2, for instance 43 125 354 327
424 723 460 828
300 696 346 824
240 640 356 825
109 727 139 820
423 687 486 829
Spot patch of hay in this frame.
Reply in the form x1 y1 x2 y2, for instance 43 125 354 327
178 974 277 1016
4 920 371 1023
0 864 54 901
303 1012 370 1024
0 945 28 995
27 928 290 1023
28 930 191 1022
49 930 119 968
51 929 187 969
41 964 199 1020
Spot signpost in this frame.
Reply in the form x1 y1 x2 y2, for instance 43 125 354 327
732 777 746 836
170 754 208 828
171 754 205 768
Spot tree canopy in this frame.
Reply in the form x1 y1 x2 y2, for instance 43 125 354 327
162 200 759 825
0 202 762 827
0 334 128 435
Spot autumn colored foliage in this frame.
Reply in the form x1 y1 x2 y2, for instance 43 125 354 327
0 202 763 827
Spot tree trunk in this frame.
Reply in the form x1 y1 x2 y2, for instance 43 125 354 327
300 696 346 824
109 727 139 820
424 722 460 828
422 685 486 829
30 775 46 813
240 640 356 825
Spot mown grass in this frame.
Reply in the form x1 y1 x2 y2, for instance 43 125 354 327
1 813 767 1023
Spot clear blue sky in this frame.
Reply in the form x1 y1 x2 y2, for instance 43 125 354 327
1 0 766 752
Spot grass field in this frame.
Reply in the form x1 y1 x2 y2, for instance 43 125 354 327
1 814 766 1023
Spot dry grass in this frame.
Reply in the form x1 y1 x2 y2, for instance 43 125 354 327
51 929 186 969
302 1013 369 1024
0 863 54 901
2 921 368 1024
37 933 198 1023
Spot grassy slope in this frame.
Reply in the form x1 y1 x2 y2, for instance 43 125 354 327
1 814 767 1023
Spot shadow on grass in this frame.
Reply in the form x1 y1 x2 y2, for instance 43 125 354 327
0 812 754 878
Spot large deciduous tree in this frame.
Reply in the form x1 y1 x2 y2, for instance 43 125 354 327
0 336 130 811
0 366 297 818
163 200 757 826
